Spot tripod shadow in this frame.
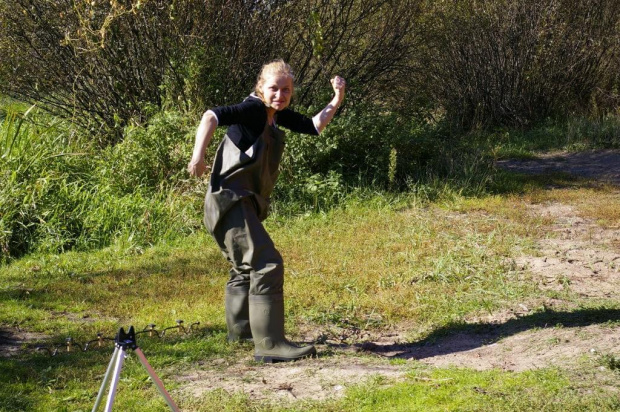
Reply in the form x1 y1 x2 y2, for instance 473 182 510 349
342 308 620 360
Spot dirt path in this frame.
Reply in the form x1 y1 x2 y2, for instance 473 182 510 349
179 151 620 403
373 200 620 372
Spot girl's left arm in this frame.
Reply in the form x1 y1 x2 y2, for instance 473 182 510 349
312 76 346 134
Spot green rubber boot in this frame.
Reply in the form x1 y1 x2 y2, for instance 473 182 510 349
249 294 316 363
225 286 252 342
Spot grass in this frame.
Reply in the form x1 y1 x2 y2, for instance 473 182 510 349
327 367 620 412
0 104 204 262
278 193 540 333
2 101 620 410
2 181 620 410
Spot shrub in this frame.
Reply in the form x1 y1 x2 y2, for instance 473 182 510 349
0 1 425 142
274 104 495 214
100 110 196 195
420 0 620 129
0 105 202 262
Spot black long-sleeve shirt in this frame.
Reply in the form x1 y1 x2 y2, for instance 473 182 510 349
210 94 318 152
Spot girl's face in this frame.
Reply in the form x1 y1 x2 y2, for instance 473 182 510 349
261 74 293 111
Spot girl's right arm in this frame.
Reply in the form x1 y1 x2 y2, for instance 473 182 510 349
187 110 218 178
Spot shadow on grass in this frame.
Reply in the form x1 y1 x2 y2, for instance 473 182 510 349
489 169 609 195
352 307 620 360
0 251 227 322
492 149 620 194
495 150 620 187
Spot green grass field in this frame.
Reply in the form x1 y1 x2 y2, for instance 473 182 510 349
2 101 620 411
2 183 619 411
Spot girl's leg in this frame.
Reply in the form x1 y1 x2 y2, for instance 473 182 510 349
213 197 284 296
213 197 315 361
213 197 282 342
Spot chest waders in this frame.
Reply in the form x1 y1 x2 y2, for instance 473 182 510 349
204 123 316 362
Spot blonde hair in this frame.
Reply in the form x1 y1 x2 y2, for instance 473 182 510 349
255 59 295 100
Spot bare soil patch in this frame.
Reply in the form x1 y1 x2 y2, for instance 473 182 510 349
180 353 409 403
514 202 620 299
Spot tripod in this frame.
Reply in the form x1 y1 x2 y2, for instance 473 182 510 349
92 326 179 412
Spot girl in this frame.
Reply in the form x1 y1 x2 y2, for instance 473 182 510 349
188 60 345 362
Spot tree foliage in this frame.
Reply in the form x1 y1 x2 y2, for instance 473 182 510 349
0 0 424 142
0 0 619 138
420 0 620 128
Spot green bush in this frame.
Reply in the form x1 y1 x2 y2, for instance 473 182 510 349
274 105 496 214
0 106 203 262
100 110 196 195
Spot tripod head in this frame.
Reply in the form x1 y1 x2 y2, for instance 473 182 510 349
115 326 137 350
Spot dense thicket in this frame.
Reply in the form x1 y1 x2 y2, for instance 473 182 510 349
422 0 620 128
2 0 618 134
0 0 194 143
2 0 620 262
0 0 422 142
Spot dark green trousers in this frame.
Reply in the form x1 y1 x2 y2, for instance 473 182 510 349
211 197 284 296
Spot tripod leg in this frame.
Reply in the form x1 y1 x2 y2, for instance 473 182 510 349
104 347 127 412
92 346 120 412
134 348 180 412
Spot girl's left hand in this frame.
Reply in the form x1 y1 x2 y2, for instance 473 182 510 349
330 76 346 99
